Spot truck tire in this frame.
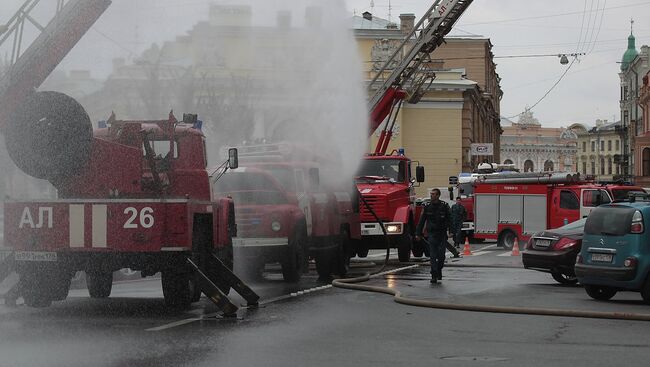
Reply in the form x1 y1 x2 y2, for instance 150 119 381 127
585 284 617 301
315 251 333 280
87 271 113 299
497 230 517 251
21 272 53 308
397 223 413 262
282 226 306 282
162 271 192 307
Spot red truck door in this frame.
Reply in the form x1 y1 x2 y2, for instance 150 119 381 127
549 188 581 228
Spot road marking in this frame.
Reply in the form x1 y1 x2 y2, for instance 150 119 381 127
480 244 498 250
465 250 489 256
497 252 517 257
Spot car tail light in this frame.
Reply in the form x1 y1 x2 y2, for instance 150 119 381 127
552 237 579 250
624 257 638 268
576 254 583 264
630 210 644 234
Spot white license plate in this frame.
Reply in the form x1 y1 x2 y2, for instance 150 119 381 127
591 253 613 263
535 239 551 248
14 251 57 262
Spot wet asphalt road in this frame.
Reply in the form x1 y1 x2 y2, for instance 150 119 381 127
1 242 650 367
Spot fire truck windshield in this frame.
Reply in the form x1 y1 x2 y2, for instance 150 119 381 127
356 159 405 182
214 172 288 205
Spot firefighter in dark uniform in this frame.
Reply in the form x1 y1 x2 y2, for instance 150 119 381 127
415 188 451 283
450 196 467 248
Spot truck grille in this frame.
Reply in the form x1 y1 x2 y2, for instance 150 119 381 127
235 208 263 235
360 195 387 221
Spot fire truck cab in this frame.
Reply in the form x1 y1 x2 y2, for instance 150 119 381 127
215 143 355 281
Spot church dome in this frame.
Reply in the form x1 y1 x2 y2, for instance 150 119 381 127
621 32 639 71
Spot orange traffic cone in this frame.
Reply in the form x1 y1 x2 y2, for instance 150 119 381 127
511 237 521 256
462 237 472 256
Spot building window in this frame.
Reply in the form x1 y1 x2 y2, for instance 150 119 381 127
600 157 605 175
524 160 534 172
608 158 612 175
616 164 620 175
591 161 595 175
608 140 612 151
616 140 620 151
591 141 595 152
582 162 587 174
643 148 650 176
504 159 513 165
544 160 554 171
582 141 586 152
600 141 604 151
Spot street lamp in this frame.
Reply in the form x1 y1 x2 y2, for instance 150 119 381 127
558 53 584 65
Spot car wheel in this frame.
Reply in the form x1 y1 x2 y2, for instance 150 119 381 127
641 277 650 304
551 271 578 285
585 284 617 301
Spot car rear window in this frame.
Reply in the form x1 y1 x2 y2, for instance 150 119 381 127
584 206 636 236
611 189 645 201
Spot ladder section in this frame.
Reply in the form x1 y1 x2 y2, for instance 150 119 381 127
367 0 472 118
187 252 260 316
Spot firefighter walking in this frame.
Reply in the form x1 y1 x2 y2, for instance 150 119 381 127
415 188 451 284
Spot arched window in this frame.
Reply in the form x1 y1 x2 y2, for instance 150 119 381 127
524 160 534 172
544 160 554 171
643 148 650 176
504 159 513 165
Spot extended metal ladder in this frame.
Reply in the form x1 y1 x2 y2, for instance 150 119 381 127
187 252 259 316
368 0 473 133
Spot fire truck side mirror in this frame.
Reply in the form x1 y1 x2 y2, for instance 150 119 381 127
228 148 239 169
416 166 425 183
309 167 320 188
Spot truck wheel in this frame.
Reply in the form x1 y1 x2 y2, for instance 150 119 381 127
397 224 412 262
161 271 192 307
87 271 113 298
21 272 53 308
497 230 517 250
356 247 369 258
585 284 617 301
282 227 306 282
315 252 333 280
551 271 578 285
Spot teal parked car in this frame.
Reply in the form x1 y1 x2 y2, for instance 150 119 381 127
575 197 650 303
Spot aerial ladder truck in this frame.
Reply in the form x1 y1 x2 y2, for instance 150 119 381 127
0 0 258 312
354 0 472 262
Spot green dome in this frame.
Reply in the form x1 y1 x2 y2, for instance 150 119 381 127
621 33 639 71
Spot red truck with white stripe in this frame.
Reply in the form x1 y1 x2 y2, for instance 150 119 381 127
0 0 258 311
471 172 645 250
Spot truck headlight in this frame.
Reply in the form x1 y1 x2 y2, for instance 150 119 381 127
271 221 282 232
385 224 402 234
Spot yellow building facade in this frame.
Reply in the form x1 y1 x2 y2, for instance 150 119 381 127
354 12 502 196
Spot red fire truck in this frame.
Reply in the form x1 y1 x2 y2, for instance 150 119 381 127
214 143 355 281
471 172 645 249
0 0 258 312
355 0 472 261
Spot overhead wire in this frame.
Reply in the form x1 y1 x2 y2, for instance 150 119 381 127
587 0 607 55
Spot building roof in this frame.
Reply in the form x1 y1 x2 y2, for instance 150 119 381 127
352 14 395 30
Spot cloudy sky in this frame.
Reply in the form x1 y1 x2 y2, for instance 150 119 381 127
347 0 650 128
1 0 648 128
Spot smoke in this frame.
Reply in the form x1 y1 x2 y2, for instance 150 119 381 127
199 0 368 184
